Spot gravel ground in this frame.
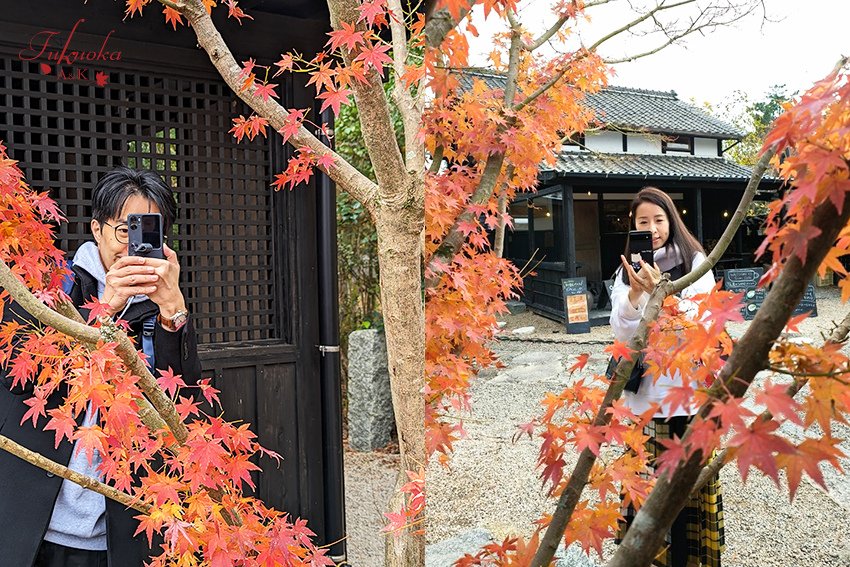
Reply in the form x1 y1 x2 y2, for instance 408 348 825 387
427 285 850 566
344 446 399 567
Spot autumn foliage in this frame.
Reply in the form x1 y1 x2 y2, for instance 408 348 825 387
456 61 850 565
0 148 333 564
423 3 608 465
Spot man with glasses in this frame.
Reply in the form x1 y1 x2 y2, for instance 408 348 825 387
0 166 202 566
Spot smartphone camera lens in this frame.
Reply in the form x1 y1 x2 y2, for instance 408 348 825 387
130 223 138 231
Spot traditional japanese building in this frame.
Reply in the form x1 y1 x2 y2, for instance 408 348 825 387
462 71 783 321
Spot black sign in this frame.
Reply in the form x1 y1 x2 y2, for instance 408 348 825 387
792 284 818 317
723 267 817 320
562 277 591 334
723 268 765 321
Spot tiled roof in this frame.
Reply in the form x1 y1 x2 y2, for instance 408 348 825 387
457 70 744 139
544 151 780 183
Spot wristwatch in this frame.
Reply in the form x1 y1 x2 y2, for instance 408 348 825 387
159 309 189 332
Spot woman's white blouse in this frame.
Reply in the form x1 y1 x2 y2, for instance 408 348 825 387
609 252 716 418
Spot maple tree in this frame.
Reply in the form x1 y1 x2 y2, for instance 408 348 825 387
0 147 332 565
450 58 850 567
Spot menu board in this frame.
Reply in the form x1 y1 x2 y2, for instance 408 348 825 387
792 284 818 317
723 268 765 321
562 277 591 334
723 267 818 320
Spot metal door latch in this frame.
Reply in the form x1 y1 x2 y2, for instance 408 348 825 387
316 344 341 357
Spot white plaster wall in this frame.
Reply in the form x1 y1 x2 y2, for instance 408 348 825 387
560 144 582 152
625 134 662 155
694 137 719 157
584 131 623 153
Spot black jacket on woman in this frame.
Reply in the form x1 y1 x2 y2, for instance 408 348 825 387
0 264 202 567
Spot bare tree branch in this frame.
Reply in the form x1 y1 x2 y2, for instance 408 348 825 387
526 15 570 51
153 0 379 212
387 0 425 173
595 0 761 64
588 0 697 52
0 434 149 514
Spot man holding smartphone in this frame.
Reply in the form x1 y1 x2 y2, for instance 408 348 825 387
0 166 202 566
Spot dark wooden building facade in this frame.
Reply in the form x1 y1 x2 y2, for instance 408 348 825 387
0 1 346 560
486 78 785 321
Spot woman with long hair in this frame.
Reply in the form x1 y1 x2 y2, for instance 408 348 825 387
610 186 725 567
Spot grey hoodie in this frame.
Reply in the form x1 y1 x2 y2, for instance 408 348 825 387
44 241 126 551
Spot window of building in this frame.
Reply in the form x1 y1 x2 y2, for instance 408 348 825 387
504 200 531 259
561 132 586 150
661 135 694 154
530 192 565 263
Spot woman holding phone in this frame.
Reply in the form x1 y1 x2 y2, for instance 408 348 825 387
610 187 724 567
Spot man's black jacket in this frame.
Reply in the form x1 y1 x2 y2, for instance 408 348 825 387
0 263 202 567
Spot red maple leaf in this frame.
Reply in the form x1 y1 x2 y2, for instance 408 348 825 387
755 381 802 425
253 82 279 102
729 419 795 484
604 341 633 361
327 21 365 52
30 191 65 222
357 0 386 26
272 53 293 78
317 85 352 116
224 0 253 23
95 71 109 88
162 6 183 29
354 42 392 77
174 395 201 420
21 392 48 427
306 61 336 94
197 378 221 406
73 425 108 465
568 353 590 373
44 409 77 448
81 297 111 323
276 108 305 144
157 366 186 399
315 152 335 171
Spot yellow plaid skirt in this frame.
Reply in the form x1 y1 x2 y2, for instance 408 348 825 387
616 416 725 567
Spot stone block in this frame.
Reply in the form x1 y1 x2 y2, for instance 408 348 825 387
506 300 527 314
347 329 395 451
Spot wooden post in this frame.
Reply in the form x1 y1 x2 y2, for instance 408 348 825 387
564 184 576 277
695 186 704 243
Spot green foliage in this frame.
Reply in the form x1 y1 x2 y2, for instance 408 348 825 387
713 85 794 167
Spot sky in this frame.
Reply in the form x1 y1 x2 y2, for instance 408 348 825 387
466 0 850 114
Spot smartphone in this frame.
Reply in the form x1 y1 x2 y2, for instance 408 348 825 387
128 213 165 260
627 230 654 271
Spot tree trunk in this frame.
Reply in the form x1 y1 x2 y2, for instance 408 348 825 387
374 181 425 567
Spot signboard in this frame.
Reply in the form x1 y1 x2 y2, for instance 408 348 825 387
792 284 818 317
723 267 817 320
723 267 765 321
562 277 591 334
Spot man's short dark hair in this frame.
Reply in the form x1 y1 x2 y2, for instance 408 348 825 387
91 166 177 229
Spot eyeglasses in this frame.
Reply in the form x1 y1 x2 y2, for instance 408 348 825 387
103 221 129 244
